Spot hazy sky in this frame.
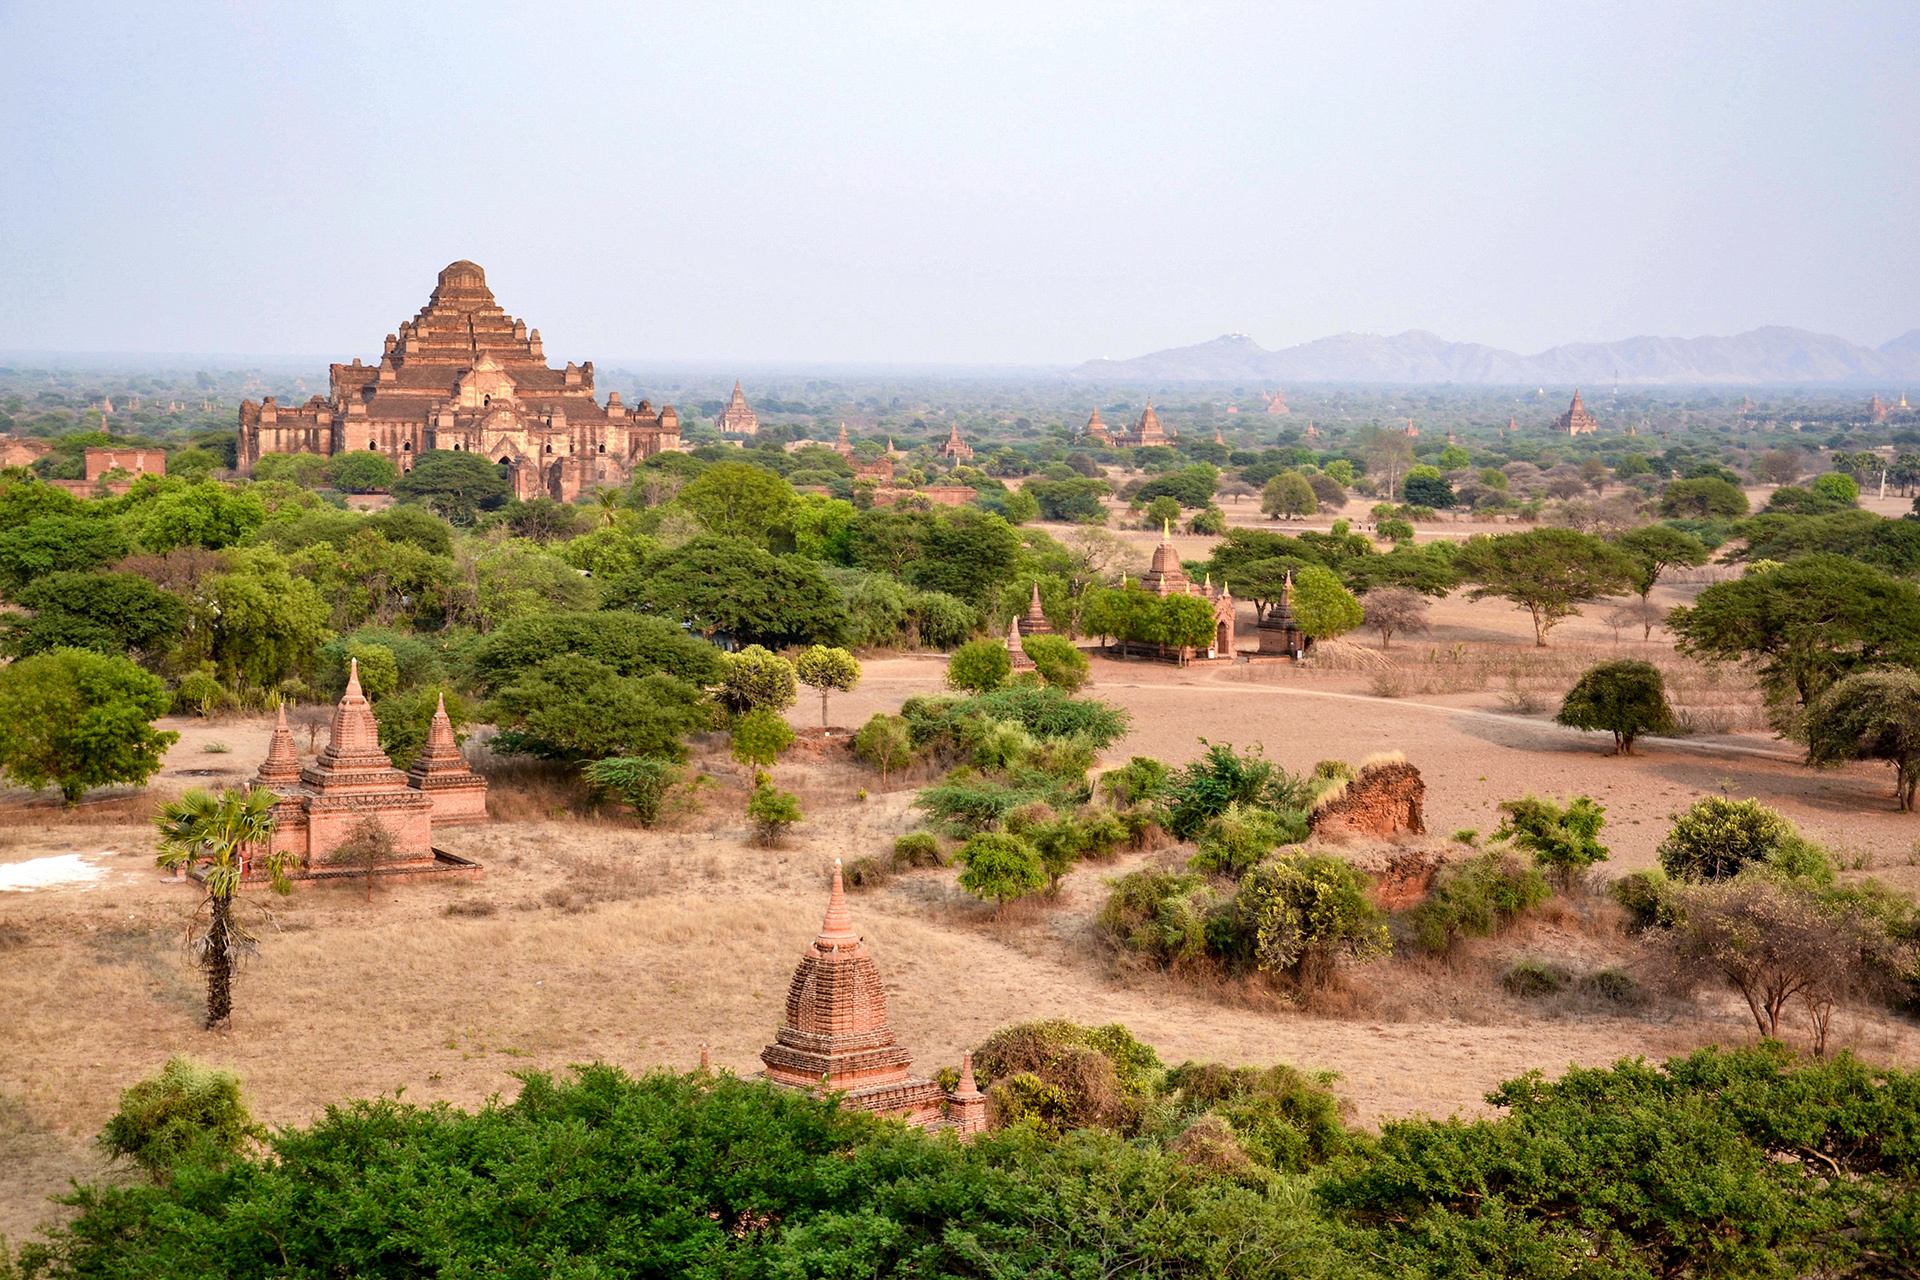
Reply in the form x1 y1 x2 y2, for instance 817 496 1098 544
1 1 1914 365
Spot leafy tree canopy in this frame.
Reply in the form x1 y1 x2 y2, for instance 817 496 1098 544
3 570 187 658
609 535 848 649
1555 659 1678 754
1455 527 1636 646
467 610 724 695
390 450 512 525
0 513 130 596
676 460 796 544
0 647 179 803
130 480 267 552
1660 475 1750 518
485 655 707 762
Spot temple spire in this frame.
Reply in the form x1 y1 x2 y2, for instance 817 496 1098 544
817 859 856 943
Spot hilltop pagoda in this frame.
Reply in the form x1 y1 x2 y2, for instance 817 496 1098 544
239 260 683 501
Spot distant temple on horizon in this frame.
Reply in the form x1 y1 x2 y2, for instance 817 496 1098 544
238 260 684 502
1556 390 1599 436
1111 399 1172 448
716 381 760 435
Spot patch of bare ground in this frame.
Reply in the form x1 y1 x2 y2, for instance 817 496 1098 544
4 619 1920 1240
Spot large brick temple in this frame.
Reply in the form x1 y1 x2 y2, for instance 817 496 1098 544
239 260 683 501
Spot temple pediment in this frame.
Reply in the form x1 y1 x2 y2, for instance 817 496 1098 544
457 355 519 410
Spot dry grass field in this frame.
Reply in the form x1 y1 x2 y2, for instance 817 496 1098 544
3 586 1919 1241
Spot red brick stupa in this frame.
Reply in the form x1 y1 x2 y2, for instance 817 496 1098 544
760 861 946 1123
405 694 489 825
1019 582 1053 636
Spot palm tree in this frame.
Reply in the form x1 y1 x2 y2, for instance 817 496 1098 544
593 487 622 528
154 787 289 1030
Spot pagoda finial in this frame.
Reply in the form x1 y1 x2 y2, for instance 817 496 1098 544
344 657 362 700
958 1049 979 1094
699 1043 710 1070
817 859 855 943
1162 517 1172 542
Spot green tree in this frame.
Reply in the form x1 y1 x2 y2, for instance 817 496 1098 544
902 509 1023 608
187 553 334 690
98 1055 263 1184
466 611 723 695
1021 633 1089 692
790 494 857 559
3 570 186 658
374 686 473 771
1494 794 1610 885
677 461 796 544
720 645 799 716
1261 472 1317 520
947 637 1012 693
1556 659 1678 754
1144 592 1218 658
1456 527 1636 646
794 645 862 726
130 481 268 552
1660 476 1750 518
1809 471 1860 505
731 709 796 777
1291 565 1363 639
0 649 178 804
153 787 289 1029
391 450 512 525
555 523 658 578
957 831 1047 913
853 713 913 786
323 451 400 494
472 538 599 629
747 784 803 845
484 656 707 762
1658 796 1795 881
1144 494 1183 527
1668 554 1920 730
1402 471 1454 508
250 451 327 487
1614 524 1710 638
0 514 130 596
1804 669 1920 811
612 536 849 648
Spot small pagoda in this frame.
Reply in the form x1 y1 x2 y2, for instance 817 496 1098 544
716 381 759 435
1082 408 1112 446
1018 582 1053 637
1248 568 1310 663
760 862 949 1125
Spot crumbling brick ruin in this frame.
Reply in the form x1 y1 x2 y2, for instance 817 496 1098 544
1311 756 1425 841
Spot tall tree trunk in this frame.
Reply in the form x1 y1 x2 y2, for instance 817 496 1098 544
205 891 233 1030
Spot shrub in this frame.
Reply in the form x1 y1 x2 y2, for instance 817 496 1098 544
1022 633 1090 693
946 637 1012 693
1494 794 1609 885
1658 796 1794 881
973 1020 1163 1134
1502 960 1571 997
1162 1062 1351 1172
1409 853 1550 953
967 717 1037 771
1099 755 1170 807
585 756 684 826
1555 659 1678 754
956 832 1046 912
1810 471 1860 505
1580 967 1644 1005
853 712 913 785
98 1055 262 1183
914 776 1057 833
1189 803 1293 876
891 832 943 868
747 784 802 846
960 686 1130 747
1097 868 1216 967
1232 853 1389 983
842 856 889 889
1165 740 1310 839
1612 868 1684 931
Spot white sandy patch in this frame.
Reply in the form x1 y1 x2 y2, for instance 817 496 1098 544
0 853 109 892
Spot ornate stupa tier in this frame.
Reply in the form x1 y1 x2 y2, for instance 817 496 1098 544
1020 582 1054 636
301 659 413 793
405 693 488 825
254 704 303 789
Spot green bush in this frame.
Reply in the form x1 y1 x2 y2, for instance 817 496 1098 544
747 785 802 846
891 832 943 868
956 832 1046 910
719 644 798 716
1021 633 1090 693
1232 853 1389 982
1408 853 1551 953
1165 740 1311 839
1658 796 1795 881
1494 794 1609 884
946 638 1011 693
1612 868 1684 931
585 756 684 826
97 1055 262 1183
1189 802 1292 876
1097 868 1217 967
1099 755 1170 807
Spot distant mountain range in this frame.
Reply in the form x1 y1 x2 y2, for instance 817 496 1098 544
1069 326 1920 386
